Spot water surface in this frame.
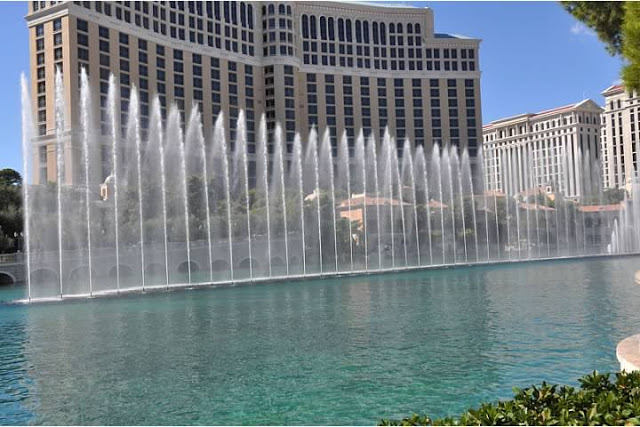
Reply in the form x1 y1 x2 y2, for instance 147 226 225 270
1 257 639 425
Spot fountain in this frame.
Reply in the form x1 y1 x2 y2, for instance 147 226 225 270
18 73 640 302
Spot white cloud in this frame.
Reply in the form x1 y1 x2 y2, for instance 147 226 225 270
570 22 595 37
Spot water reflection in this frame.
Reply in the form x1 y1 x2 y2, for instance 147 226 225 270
0 258 638 424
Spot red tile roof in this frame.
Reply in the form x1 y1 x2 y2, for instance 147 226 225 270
518 202 555 212
578 204 622 213
602 84 625 96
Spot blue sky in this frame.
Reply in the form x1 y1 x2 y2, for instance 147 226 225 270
0 1 625 174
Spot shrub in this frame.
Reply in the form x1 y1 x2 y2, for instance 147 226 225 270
380 371 640 425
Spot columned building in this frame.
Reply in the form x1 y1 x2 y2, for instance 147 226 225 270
601 84 640 190
482 100 603 199
26 1 483 185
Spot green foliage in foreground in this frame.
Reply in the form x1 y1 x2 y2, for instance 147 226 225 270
380 371 640 426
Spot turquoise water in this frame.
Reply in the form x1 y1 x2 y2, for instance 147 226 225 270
1 256 640 425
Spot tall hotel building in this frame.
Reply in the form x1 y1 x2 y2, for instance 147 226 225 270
27 1 482 185
601 85 640 190
482 100 603 199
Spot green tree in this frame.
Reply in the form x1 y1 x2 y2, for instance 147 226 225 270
562 2 625 54
562 1 640 91
0 168 22 186
603 187 626 204
0 168 23 253
622 2 640 91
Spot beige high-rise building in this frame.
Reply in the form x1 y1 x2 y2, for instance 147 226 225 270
26 1 483 185
601 84 640 190
482 100 603 199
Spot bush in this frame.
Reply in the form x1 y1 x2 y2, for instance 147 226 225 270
379 371 640 425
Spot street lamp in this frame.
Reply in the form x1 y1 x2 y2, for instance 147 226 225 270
13 231 23 252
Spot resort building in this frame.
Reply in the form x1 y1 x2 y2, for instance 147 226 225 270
482 100 603 199
601 84 640 191
26 1 483 185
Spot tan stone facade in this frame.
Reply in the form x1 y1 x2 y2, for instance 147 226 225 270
27 1 483 185
482 100 603 199
601 85 640 191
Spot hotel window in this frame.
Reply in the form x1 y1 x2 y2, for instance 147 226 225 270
307 73 318 126
76 18 88 32
53 18 62 32
76 32 87 46
78 47 89 61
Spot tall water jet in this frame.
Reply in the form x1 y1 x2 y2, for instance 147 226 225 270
478 149 491 261
381 131 395 268
164 107 191 284
149 98 170 287
178 110 191 283
79 68 94 295
452 147 468 262
431 144 445 264
185 104 213 282
212 114 234 281
394 140 409 267
128 86 146 289
307 129 323 273
235 111 253 279
273 124 289 275
355 131 368 270
402 139 420 266
54 69 65 296
512 150 522 259
367 134 382 269
416 146 433 265
319 130 338 272
293 134 306 274
256 116 272 277
20 74 33 300
107 74 121 292
523 148 532 259
530 148 541 258
443 145 457 263
501 151 511 260
338 131 354 271
462 149 479 262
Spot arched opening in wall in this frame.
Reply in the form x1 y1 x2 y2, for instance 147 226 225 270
238 258 259 270
0 272 15 286
109 265 134 278
212 259 231 272
271 256 285 267
108 264 136 288
69 265 93 284
289 255 300 267
145 263 167 286
177 261 199 274
270 256 286 275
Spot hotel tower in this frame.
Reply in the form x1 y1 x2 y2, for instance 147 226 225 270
26 1 483 185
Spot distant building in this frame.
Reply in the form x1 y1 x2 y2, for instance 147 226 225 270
601 85 640 191
482 100 603 199
337 194 445 230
